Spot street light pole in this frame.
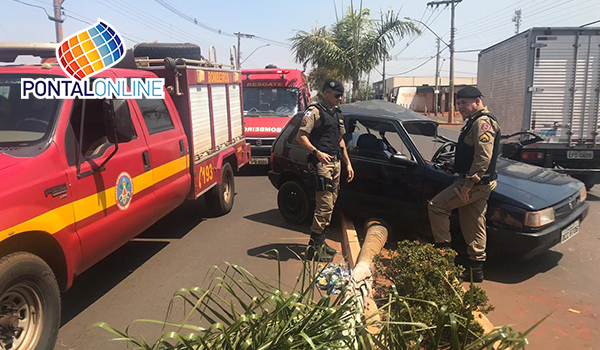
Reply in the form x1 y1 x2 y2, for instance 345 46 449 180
240 44 270 66
435 38 440 116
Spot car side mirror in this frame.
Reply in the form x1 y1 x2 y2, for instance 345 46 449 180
390 154 417 168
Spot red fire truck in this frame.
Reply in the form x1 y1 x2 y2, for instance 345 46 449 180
241 66 310 164
0 42 250 350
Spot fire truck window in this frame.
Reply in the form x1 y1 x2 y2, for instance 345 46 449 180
136 98 174 135
243 87 299 116
66 98 135 165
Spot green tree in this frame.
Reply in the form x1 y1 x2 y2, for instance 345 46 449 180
291 6 419 101
307 66 345 101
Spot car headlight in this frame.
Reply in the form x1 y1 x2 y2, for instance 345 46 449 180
580 187 587 203
524 207 555 228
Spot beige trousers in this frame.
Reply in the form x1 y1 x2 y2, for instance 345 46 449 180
428 179 496 261
311 161 341 234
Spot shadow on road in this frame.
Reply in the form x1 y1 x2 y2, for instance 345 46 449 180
247 243 308 261
60 240 168 326
484 250 564 284
586 192 600 202
61 200 212 326
237 165 270 177
243 208 308 233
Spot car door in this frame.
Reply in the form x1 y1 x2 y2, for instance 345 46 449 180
61 80 158 273
340 119 423 230
129 79 190 217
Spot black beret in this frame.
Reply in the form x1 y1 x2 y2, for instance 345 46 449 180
323 78 344 93
456 86 483 99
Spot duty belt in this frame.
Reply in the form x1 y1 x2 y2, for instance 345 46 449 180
458 173 497 185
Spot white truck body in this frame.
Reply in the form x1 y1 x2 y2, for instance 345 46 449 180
478 27 600 188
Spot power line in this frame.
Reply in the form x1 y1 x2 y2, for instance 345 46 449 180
390 46 448 76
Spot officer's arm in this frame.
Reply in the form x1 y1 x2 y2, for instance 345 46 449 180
297 131 316 153
465 118 496 188
296 109 317 153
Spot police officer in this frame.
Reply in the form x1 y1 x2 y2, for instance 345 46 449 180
428 87 501 282
296 79 354 261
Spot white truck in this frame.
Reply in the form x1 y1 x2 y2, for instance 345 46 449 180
477 27 600 189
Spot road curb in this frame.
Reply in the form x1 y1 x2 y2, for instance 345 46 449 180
339 212 495 335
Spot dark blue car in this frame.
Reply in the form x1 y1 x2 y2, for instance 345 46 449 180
268 100 589 259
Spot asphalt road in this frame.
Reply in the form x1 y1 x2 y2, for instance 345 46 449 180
55 156 599 350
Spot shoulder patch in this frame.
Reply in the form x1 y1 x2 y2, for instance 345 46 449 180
479 133 490 143
305 110 312 117
480 121 492 133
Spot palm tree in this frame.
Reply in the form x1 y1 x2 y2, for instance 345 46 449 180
291 7 420 101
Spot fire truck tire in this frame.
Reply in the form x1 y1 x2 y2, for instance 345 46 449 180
206 163 235 216
133 43 203 61
277 181 312 225
0 252 60 350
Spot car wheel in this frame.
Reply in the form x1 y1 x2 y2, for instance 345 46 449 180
278 181 311 225
205 163 235 216
0 252 61 350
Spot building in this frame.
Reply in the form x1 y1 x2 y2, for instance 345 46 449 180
372 76 477 114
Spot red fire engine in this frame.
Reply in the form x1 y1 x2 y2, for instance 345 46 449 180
0 42 250 350
241 66 310 164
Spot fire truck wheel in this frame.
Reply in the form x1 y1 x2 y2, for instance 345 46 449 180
277 181 311 225
133 43 203 61
0 252 60 350
206 163 235 216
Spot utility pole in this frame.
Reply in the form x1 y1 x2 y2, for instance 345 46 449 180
382 54 386 100
434 38 441 116
427 0 461 123
53 0 65 42
234 32 255 69
512 9 522 34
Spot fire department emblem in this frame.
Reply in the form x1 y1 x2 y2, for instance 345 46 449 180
255 139 263 146
115 172 133 210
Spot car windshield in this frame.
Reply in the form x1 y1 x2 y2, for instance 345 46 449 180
243 87 299 117
0 75 61 146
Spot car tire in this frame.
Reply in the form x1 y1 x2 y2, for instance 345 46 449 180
0 252 61 350
133 43 202 61
278 181 312 225
205 162 235 216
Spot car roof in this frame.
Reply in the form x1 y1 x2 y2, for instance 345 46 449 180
340 100 431 123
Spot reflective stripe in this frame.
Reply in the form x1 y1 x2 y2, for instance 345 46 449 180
0 155 188 242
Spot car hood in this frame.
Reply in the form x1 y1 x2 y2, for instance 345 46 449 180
492 158 582 210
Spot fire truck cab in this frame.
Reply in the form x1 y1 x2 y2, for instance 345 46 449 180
241 66 310 164
0 42 250 350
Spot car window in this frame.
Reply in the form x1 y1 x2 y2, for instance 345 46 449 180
345 120 414 161
66 98 136 165
136 98 174 135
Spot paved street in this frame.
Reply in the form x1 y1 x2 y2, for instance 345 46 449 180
56 161 599 350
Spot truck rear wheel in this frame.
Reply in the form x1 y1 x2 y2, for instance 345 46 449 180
0 252 60 350
206 163 235 216
277 181 312 225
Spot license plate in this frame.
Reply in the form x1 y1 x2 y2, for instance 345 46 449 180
561 220 580 243
567 150 593 160
249 158 269 165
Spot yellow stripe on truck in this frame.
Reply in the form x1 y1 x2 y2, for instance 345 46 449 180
0 155 188 242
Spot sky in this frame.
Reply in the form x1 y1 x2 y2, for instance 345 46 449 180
1 0 599 84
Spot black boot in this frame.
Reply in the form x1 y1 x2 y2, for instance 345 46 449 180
320 228 338 255
433 241 452 249
459 260 484 283
455 254 469 270
308 233 334 261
